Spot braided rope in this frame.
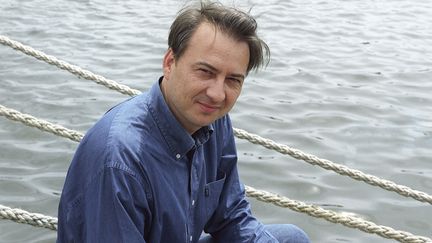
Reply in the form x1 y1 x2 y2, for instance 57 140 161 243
0 104 83 142
234 128 432 205
0 204 57 231
245 186 432 243
1 35 432 206
0 35 140 97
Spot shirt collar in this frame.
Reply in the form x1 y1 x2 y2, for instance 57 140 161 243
147 77 213 160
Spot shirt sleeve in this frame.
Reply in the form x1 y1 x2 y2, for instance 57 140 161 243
58 164 152 243
204 117 279 243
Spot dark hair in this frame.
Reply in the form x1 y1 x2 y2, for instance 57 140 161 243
168 1 270 74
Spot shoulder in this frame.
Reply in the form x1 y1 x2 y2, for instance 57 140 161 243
105 93 162 165
75 93 158 171
61 92 158 204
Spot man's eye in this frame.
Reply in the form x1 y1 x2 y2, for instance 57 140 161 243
228 77 241 83
199 68 211 74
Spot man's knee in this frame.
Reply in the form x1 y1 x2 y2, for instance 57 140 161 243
287 224 310 243
287 224 309 243
264 224 310 243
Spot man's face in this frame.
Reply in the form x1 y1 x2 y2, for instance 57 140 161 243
161 22 249 134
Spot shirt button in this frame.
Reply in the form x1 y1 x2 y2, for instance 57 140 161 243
190 235 193 242
175 154 181 159
192 200 195 206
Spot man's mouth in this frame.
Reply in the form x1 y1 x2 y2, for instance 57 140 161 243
197 102 220 113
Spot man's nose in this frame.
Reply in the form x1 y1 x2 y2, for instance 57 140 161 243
206 77 225 103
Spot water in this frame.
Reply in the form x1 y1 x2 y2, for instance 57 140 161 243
1 0 431 242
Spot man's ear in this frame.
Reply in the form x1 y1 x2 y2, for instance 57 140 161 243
163 48 175 79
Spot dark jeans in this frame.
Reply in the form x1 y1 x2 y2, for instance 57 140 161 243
198 224 310 243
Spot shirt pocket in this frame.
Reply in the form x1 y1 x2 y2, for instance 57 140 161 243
203 169 226 220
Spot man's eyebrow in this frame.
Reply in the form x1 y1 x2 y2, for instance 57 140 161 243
195 61 245 80
195 61 218 72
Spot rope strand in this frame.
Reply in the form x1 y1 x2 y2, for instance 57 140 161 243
245 186 432 243
0 104 82 142
0 35 140 96
0 204 57 231
234 128 432 205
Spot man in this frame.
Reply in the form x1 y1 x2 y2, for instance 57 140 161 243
57 1 310 243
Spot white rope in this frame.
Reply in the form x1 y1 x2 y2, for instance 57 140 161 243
0 35 140 96
0 204 57 231
0 104 82 142
234 128 432 205
2 34 432 205
245 186 432 243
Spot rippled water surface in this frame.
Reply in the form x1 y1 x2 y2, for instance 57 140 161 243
1 0 431 242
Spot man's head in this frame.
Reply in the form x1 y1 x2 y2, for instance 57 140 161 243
161 1 269 134
168 1 269 74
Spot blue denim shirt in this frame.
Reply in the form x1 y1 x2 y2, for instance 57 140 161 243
57 79 277 243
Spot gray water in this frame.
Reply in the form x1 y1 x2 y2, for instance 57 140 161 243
1 0 431 242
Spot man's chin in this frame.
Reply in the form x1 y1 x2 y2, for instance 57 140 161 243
196 116 220 127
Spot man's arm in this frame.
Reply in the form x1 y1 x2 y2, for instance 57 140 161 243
57 164 152 243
